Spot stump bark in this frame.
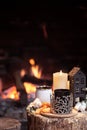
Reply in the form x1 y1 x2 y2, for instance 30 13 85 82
0 117 21 130
27 112 87 130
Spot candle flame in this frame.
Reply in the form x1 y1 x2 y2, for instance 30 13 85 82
60 70 62 75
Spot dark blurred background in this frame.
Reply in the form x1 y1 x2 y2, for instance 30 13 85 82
0 1 87 80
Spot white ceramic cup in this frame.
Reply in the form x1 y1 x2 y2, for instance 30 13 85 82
35 85 52 103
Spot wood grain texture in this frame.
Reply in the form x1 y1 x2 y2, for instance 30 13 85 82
0 117 21 130
27 111 87 130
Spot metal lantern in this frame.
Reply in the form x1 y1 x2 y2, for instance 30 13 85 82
68 67 86 106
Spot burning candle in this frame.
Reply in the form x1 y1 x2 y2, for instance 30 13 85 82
53 70 68 90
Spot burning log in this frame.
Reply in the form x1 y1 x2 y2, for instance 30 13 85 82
21 75 52 86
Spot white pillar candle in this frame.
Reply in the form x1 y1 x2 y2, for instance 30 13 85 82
53 70 68 90
67 80 70 90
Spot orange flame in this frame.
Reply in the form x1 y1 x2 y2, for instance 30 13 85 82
31 65 42 79
2 86 20 100
23 82 36 94
29 58 35 65
29 58 42 79
1 58 42 100
23 58 42 94
20 69 26 77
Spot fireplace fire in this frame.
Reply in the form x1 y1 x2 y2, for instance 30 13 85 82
0 58 43 101
0 56 52 130
1 86 20 100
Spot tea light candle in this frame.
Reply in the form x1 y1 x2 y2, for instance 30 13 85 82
53 70 68 90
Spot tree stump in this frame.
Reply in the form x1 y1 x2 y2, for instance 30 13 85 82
0 117 21 130
27 112 87 130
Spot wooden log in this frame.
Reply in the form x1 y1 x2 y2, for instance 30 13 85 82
27 112 87 130
21 75 52 86
0 117 21 130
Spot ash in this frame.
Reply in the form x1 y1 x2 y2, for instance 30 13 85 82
0 98 27 120
0 98 28 130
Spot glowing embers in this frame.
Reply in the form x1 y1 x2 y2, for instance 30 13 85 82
2 86 20 101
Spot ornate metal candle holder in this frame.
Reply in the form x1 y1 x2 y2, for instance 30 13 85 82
50 89 73 114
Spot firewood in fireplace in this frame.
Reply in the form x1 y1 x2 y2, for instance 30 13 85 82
21 75 52 86
19 89 28 106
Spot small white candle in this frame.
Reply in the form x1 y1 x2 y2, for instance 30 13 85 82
53 70 68 90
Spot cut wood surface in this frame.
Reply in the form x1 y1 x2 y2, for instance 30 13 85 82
0 117 21 130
